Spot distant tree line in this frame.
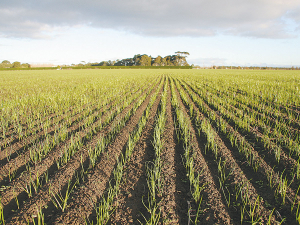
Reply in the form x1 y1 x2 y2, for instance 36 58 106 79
91 52 190 67
0 60 30 68
194 65 300 70
0 52 190 69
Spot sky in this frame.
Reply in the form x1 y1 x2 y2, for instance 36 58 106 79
1 0 300 67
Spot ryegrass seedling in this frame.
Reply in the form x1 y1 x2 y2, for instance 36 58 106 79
32 205 45 225
217 158 232 207
92 198 114 225
5 145 13 162
192 175 207 204
247 196 262 224
276 172 289 205
0 198 4 224
293 159 300 180
6 161 18 182
13 187 19 209
266 167 275 189
170 79 207 223
291 185 300 213
295 202 300 224
49 179 76 212
139 195 161 225
267 209 275 225
194 196 204 224
274 145 281 163
21 180 33 198
89 79 163 224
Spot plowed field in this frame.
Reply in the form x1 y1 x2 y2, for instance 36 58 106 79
0 69 299 224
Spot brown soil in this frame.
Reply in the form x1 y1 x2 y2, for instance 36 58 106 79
1 74 298 225
108 83 163 224
0 84 143 167
171 77 232 224
0 85 145 218
183 79 298 183
177 77 299 224
49 79 163 224
158 81 184 224
5 80 159 224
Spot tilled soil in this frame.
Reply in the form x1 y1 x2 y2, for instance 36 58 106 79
1 74 299 225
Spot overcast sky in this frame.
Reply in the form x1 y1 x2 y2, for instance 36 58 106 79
1 0 300 66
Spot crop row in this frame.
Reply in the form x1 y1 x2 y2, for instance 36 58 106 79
0 74 161 224
0 70 299 224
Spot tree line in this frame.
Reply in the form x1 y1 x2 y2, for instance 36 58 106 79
90 52 190 67
0 52 190 68
0 60 30 68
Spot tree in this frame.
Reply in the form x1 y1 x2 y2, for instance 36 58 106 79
163 56 174 66
175 51 190 57
139 55 151 66
21 63 29 68
153 56 162 66
107 60 113 66
0 60 12 68
2 60 10 64
161 57 167 66
91 52 191 68
174 51 190 66
98 61 108 66
133 54 141 65
12 61 21 68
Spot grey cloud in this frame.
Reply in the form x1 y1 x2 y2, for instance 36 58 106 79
0 0 300 39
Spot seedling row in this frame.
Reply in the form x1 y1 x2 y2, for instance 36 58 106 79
0 69 299 224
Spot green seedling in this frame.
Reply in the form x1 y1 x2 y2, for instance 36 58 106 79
49 179 76 212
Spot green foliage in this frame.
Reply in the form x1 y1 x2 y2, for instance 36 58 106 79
12 61 21 68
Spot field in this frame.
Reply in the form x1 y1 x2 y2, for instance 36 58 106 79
0 69 299 224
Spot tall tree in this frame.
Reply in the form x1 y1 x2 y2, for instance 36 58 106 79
153 56 162 66
161 57 167 66
175 51 190 66
1 60 10 64
12 61 21 68
133 54 141 65
139 55 151 66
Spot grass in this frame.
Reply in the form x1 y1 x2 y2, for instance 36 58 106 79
0 69 299 224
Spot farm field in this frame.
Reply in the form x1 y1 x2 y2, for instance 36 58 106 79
0 69 299 224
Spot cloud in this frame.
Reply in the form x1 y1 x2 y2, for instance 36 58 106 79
0 0 300 39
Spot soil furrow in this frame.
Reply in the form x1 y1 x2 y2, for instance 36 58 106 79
170 77 232 224
0 90 141 189
206 81 300 124
203 82 300 131
3 81 158 224
159 82 187 224
176 77 300 223
181 79 299 182
0 84 143 165
50 79 163 224
175 78 281 223
0 81 144 144
201 83 300 141
107 85 162 224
